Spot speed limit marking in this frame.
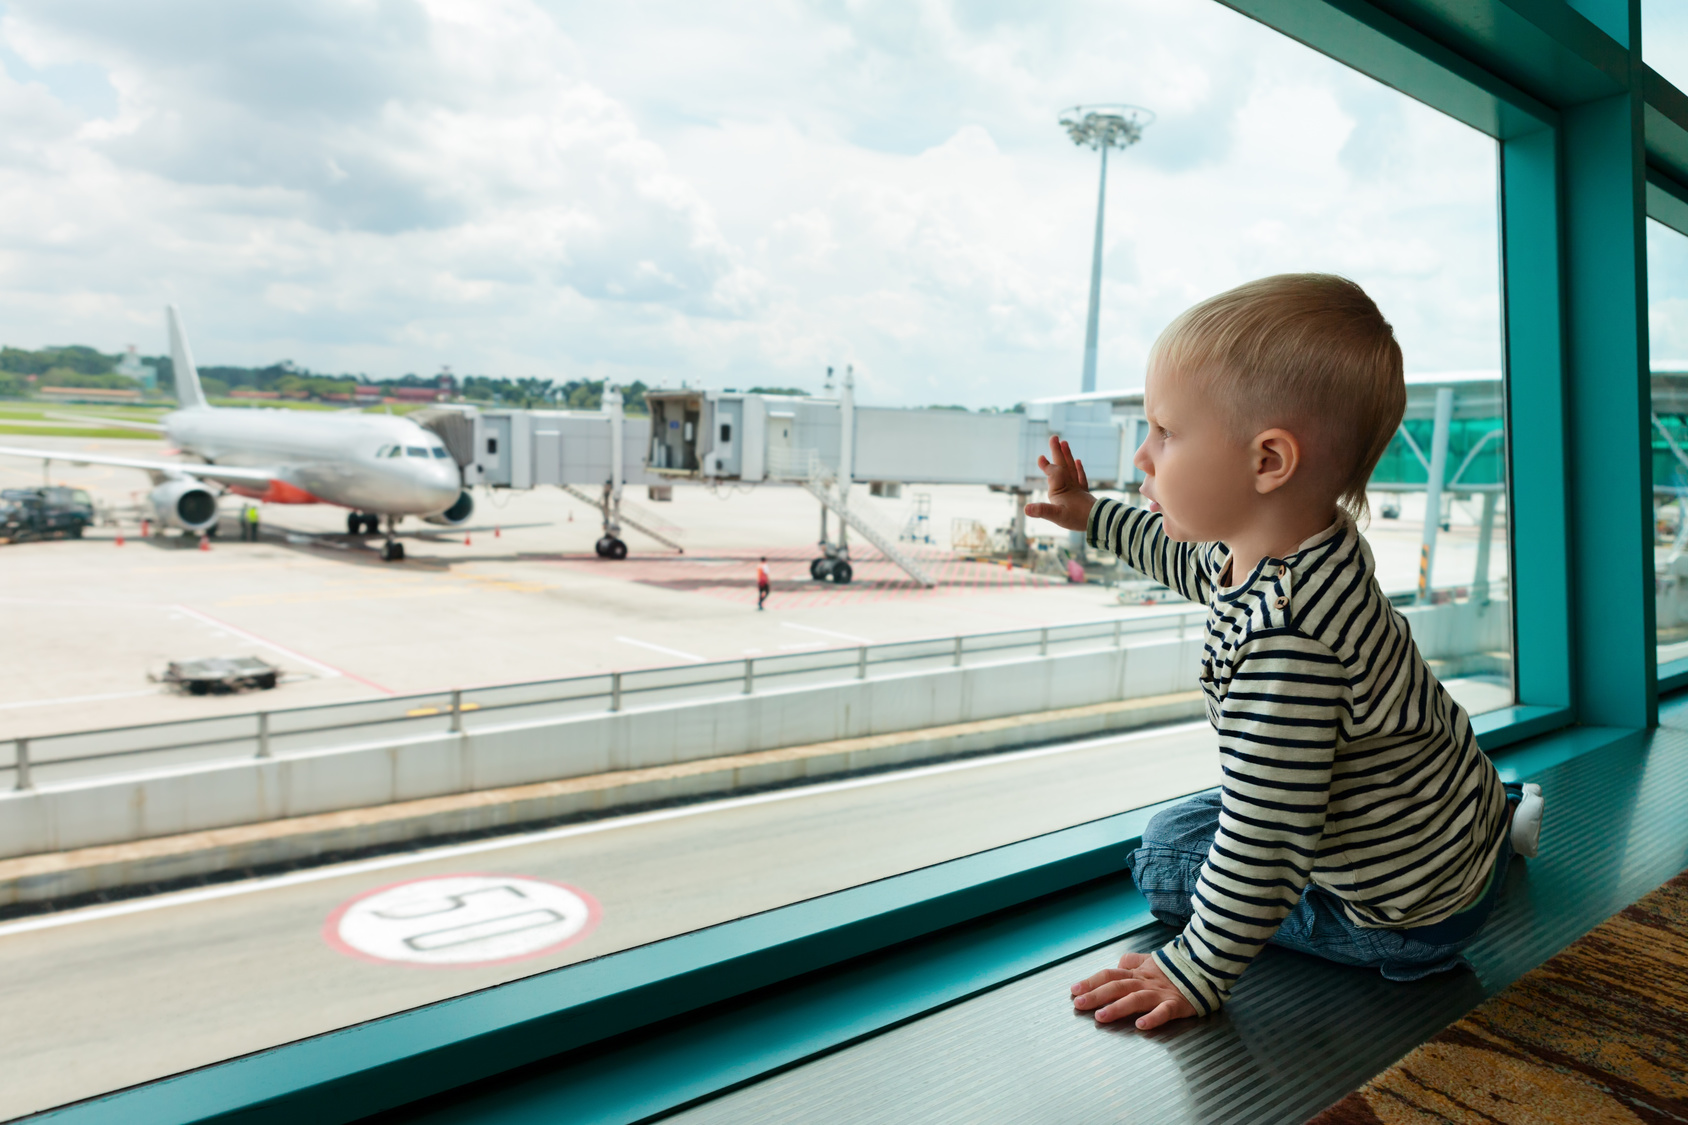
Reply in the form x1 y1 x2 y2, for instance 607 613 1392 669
324 874 600 967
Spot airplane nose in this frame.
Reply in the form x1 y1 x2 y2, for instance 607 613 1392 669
425 463 461 510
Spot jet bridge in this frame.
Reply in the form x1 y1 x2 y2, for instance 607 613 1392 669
415 379 1131 585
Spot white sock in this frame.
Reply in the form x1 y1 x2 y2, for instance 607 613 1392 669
1510 783 1543 858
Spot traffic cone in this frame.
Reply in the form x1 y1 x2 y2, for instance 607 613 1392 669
115 533 125 546
199 536 211 552
495 526 501 538
464 534 472 546
140 519 150 537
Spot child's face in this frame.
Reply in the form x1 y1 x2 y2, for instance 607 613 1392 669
1132 363 1263 544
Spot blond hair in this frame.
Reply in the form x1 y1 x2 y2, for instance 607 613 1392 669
1150 273 1405 520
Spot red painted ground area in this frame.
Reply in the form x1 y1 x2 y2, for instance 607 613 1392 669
529 547 1061 607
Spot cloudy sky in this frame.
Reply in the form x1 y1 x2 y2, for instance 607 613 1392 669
0 1 1675 405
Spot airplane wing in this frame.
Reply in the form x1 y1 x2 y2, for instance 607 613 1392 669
0 444 279 487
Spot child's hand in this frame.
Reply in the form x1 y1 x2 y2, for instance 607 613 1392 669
1024 434 1096 532
1070 951 1198 1030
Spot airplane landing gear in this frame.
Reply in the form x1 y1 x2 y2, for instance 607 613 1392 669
380 515 405 562
809 556 853 584
595 535 628 560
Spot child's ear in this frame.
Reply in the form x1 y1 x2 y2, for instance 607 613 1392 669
1252 428 1301 494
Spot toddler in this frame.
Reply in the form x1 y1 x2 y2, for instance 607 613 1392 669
1027 274 1544 1030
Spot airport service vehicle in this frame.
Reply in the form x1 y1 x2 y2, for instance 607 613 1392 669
0 486 95 542
0 308 466 561
156 656 280 695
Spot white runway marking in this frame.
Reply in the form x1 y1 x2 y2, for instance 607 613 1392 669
0 689 159 712
782 622 872 644
0 719 1207 939
325 875 598 966
615 636 705 663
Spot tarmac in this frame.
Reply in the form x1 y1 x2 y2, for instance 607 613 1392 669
0 435 1511 742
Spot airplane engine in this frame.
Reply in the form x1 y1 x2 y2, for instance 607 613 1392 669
149 479 220 532
423 490 474 526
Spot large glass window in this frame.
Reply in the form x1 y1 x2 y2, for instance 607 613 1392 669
0 1 1511 1117
1649 217 1688 670
1645 0 1688 95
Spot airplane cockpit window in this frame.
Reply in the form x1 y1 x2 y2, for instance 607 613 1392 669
405 447 428 457
387 446 403 458
375 446 390 458
431 447 449 459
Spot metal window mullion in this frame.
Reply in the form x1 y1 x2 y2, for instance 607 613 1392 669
1558 82 1657 726
1499 122 1577 723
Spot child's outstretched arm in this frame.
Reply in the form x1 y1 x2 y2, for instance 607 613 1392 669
1027 434 1212 602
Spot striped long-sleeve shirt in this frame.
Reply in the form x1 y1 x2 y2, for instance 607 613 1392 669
1088 497 1509 1016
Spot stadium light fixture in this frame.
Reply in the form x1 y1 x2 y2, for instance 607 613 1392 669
1059 104 1153 394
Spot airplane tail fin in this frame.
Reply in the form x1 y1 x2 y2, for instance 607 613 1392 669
167 305 209 409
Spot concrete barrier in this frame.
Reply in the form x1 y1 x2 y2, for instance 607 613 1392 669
0 690 1208 906
0 637 1205 860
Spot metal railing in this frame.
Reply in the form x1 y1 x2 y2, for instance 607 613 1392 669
2 607 1208 792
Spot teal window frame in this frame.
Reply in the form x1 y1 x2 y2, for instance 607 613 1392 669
34 2 1687 1121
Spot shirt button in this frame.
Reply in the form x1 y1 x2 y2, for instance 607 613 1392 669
1275 596 1288 609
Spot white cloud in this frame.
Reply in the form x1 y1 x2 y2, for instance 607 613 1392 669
0 0 1506 403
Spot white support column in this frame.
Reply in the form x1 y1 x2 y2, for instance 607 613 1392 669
606 386 624 537
1416 387 1454 605
838 366 854 553
1473 490 1498 605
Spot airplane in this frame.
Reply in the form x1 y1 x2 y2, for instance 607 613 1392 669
0 306 470 561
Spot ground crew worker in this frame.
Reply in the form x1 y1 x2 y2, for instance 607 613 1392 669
756 557 771 611
243 503 260 542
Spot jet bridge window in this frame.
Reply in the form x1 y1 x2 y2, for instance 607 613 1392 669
720 423 732 443
406 447 428 458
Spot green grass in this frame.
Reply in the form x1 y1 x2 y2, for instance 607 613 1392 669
0 424 161 439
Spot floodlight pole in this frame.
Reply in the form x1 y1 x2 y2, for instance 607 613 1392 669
1081 146 1109 395
1060 105 1150 395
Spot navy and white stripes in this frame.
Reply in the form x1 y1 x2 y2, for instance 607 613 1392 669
1088 497 1509 1015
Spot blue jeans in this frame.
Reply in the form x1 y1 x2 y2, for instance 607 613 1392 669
1127 785 1520 982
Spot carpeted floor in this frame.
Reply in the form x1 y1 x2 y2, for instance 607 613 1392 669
1308 869 1688 1124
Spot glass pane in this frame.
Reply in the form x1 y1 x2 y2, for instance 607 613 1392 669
1649 217 1688 669
0 1 1505 1116
1644 0 1688 95
1369 380 1513 715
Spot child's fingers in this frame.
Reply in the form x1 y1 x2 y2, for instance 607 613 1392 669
1093 986 1163 1024
1069 967 1129 995
1133 999 1183 1030
1075 456 1090 492
1071 976 1149 1011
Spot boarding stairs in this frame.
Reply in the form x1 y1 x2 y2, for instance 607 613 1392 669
801 460 936 588
560 483 685 553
